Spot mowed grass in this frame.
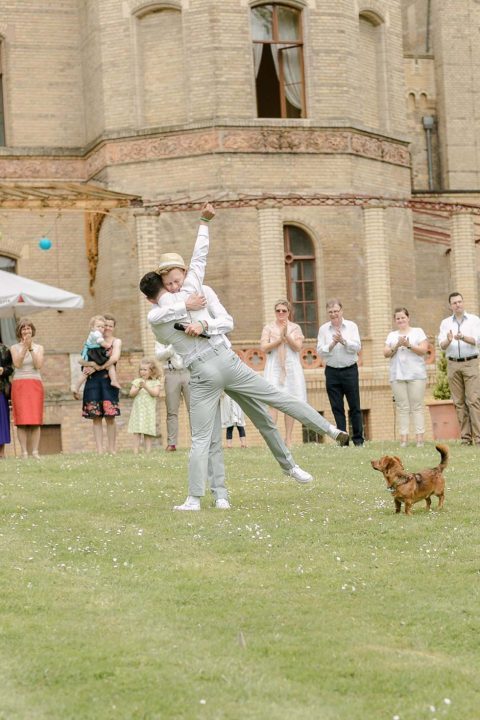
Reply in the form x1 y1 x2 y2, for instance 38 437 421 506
0 442 479 720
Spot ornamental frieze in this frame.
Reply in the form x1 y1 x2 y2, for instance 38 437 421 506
149 194 480 216
0 126 410 183
0 157 84 180
350 133 383 159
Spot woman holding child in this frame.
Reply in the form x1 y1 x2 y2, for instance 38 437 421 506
81 314 122 454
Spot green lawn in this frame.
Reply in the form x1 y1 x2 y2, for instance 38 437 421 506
0 442 479 720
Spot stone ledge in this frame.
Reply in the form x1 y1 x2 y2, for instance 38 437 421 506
0 125 411 182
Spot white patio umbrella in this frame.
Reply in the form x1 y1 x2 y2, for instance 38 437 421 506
0 269 84 318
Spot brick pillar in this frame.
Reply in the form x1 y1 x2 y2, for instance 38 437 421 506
257 204 287 324
135 210 159 356
450 212 478 311
363 205 392 369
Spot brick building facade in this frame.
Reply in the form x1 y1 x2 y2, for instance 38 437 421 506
1 0 479 454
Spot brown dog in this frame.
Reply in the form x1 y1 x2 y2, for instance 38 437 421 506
371 444 448 515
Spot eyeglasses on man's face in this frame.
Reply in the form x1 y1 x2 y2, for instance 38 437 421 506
275 308 288 314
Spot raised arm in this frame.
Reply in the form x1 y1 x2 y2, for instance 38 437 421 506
186 202 215 291
148 203 215 326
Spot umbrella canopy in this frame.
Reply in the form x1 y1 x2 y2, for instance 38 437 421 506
0 269 84 318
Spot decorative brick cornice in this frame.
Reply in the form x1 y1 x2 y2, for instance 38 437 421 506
0 156 84 180
0 126 410 182
85 126 411 175
147 193 480 216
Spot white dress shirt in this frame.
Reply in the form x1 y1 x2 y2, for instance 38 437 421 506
316 319 361 368
438 312 480 360
154 341 185 371
147 223 233 367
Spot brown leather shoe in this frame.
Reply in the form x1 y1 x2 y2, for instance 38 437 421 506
166 445 176 452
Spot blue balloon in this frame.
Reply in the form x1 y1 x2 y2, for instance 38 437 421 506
39 237 52 250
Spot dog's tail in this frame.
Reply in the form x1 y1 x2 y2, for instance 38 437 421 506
435 443 449 471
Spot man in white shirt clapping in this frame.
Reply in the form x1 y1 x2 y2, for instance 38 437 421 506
317 299 364 447
438 292 480 445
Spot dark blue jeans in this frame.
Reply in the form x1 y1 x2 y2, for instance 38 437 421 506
325 363 364 445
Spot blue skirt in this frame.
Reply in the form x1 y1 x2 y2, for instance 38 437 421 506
82 370 120 419
0 392 11 445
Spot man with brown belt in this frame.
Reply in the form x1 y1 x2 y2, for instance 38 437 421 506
438 292 480 445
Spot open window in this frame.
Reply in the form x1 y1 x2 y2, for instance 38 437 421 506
251 4 306 118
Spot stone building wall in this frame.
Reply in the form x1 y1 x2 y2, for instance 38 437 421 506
1 0 480 451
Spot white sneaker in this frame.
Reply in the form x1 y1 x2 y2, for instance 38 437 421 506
285 465 313 483
215 498 231 509
173 496 201 511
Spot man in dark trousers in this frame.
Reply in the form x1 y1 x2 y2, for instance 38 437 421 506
317 299 364 446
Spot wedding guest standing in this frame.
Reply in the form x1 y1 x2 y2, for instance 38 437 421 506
81 314 122 454
384 307 429 447
128 358 162 454
438 292 480 445
0 342 14 459
155 340 190 451
10 318 44 459
260 299 307 447
317 299 364 447
221 392 247 448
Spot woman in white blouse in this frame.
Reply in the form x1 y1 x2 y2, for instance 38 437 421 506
384 307 429 447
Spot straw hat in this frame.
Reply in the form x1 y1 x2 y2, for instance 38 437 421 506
156 252 186 274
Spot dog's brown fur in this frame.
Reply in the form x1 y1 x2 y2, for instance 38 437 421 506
371 444 448 515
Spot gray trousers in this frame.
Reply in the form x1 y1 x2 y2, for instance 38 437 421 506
447 357 480 443
164 368 191 446
187 346 335 499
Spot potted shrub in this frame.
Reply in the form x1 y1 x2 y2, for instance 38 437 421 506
427 351 460 440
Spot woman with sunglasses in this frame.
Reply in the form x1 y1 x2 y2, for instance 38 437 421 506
260 299 307 447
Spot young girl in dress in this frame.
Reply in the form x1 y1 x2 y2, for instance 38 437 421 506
220 393 247 448
128 358 162 454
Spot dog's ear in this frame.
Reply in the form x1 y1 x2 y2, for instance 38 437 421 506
393 456 404 467
383 457 397 470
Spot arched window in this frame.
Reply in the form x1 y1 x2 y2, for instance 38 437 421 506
284 225 318 338
251 3 306 118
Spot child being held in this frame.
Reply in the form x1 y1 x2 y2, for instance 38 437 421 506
74 315 120 399
128 358 162 453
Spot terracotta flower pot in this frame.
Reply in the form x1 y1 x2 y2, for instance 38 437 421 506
427 400 460 440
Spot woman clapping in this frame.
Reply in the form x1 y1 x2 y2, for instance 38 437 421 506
10 318 44 459
384 307 429 447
